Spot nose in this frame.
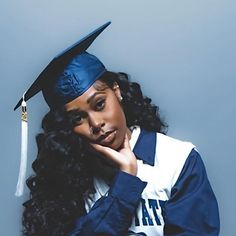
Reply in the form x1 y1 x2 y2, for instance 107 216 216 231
89 113 105 135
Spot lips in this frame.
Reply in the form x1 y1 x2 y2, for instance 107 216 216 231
97 130 117 145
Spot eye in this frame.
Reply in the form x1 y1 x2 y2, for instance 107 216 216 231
72 111 87 126
75 115 83 123
95 99 105 111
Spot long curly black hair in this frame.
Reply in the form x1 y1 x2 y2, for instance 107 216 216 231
22 72 167 236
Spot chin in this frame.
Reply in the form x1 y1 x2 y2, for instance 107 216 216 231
111 133 126 150
110 143 121 151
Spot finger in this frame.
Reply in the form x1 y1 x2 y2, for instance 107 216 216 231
90 143 122 165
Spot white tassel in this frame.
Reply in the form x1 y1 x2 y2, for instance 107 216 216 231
15 94 28 197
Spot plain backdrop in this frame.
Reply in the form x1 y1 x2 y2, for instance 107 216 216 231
1 0 235 235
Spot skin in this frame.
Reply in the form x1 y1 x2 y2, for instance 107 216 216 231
65 80 137 176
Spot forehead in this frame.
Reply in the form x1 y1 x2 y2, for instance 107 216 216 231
65 80 108 111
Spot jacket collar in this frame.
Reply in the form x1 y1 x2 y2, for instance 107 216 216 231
130 126 156 166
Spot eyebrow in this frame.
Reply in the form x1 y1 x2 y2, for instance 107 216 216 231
86 91 105 104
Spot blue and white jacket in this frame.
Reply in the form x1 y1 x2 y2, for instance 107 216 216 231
70 126 220 236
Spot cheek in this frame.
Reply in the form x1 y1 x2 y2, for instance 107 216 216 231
106 101 127 149
106 99 126 126
73 124 90 139
117 105 126 127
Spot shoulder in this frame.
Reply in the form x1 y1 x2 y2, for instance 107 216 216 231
155 133 197 187
156 132 196 159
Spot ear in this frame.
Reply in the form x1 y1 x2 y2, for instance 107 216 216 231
112 82 122 101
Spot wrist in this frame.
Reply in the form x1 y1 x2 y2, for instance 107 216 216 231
120 162 137 176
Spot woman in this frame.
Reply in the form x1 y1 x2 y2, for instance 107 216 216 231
15 22 220 236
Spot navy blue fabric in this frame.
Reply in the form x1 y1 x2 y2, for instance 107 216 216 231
133 129 156 166
69 171 147 236
163 149 220 236
43 52 106 108
69 130 220 236
14 22 110 110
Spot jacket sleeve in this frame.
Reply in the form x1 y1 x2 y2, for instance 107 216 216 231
69 171 147 236
163 149 220 236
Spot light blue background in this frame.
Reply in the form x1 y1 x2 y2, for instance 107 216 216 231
1 1 235 235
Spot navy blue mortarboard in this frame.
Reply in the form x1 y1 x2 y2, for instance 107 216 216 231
14 22 111 197
14 21 111 110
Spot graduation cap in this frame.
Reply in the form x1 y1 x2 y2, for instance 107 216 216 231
14 21 111 196
14 21 111 110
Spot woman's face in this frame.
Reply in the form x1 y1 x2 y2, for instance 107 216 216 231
65 80 128 150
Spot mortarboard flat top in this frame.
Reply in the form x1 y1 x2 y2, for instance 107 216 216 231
14 21 111 110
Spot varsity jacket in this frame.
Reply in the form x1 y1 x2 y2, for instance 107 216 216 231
70 127 220 236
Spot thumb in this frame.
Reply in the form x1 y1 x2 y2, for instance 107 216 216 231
122 133 131 149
